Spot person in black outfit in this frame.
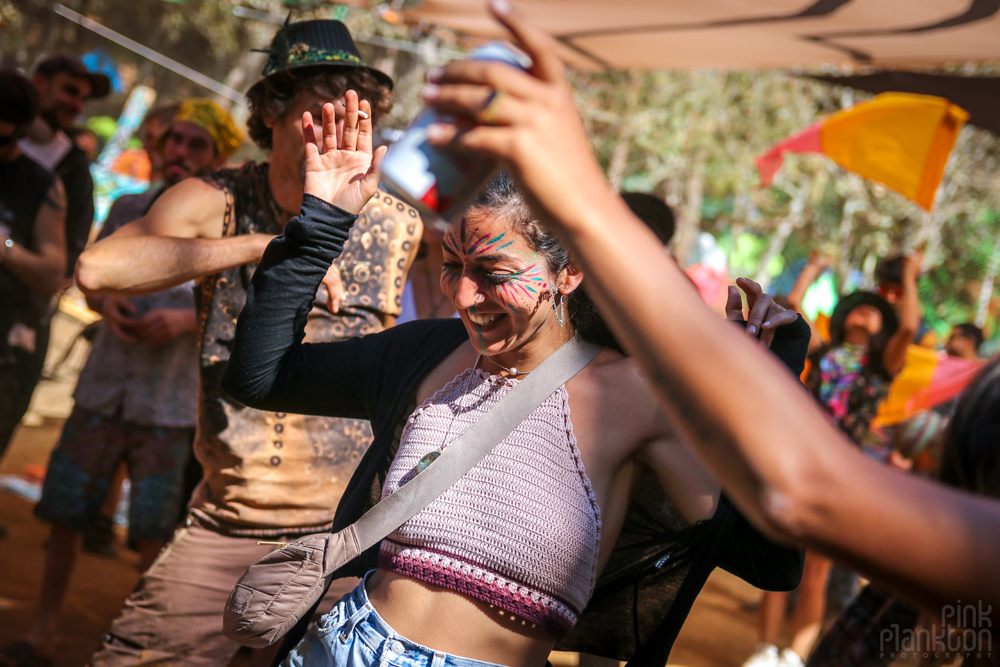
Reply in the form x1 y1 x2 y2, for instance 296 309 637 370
0 71 67 460
0 56 108 459
222 96 808 666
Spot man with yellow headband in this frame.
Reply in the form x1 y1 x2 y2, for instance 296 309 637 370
1 99 240 667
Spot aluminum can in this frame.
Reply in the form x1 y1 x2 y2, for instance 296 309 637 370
380 42 531 230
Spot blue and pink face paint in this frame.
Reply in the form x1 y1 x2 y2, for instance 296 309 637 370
441 217 549 317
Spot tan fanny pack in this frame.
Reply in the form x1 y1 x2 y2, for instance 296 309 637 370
222 336 600 648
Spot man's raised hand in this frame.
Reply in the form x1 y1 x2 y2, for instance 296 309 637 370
302 90 386 215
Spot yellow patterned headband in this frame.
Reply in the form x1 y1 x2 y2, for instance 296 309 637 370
173 98 242 158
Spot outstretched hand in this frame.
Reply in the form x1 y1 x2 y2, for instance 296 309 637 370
302 90 386 215
726 278 798 349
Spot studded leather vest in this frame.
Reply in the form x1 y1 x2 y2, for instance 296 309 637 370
190 161 420 534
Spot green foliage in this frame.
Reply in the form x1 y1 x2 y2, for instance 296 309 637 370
573 67 1000 341
4 2 997 339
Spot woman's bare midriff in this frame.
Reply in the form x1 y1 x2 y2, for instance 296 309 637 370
365 569 557 667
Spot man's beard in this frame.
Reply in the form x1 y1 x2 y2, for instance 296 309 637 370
163 160 192 187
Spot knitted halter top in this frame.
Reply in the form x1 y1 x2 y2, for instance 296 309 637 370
378 367 603 637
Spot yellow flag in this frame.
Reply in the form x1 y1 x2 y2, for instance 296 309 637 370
821 93 968 211
873 344 938 427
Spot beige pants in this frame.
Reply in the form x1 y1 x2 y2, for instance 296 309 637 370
91 518 359 667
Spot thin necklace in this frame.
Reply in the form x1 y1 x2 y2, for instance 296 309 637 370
485 355 530 377
416 354 482 474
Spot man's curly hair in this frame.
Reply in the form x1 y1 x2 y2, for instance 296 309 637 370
246 66 393 151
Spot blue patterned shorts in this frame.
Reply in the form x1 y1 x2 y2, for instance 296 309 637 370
34 407 193 543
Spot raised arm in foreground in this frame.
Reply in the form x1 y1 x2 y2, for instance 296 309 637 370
421 0 1000 610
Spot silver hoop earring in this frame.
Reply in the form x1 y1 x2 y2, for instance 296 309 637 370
551 285 565 327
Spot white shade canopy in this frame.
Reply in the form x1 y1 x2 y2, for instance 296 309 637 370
403 0 1000 70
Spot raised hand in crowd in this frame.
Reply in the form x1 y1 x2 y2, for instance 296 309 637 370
726 277 798 349
301 91 384 215
883 249 923 375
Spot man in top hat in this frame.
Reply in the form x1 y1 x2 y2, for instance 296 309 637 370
0 56 111 460
0 99 240 667
75 21 420 666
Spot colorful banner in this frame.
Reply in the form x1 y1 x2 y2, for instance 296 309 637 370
757 93 968 211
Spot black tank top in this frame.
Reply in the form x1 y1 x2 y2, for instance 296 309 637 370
0 153 56 328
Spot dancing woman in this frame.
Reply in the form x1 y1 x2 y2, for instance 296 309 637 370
222 90 810 666
410 0 1000 610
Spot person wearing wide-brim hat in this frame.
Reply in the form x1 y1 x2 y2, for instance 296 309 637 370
750 256 922 667
74 19 423 667
807 272 921 454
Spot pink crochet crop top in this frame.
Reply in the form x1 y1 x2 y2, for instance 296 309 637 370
378 367 602 637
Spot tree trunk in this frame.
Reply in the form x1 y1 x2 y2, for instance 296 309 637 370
975 224 1000 328
607 71 642 191
836 195 857 291
673 147 706 266
754 182 809 292
909 150 960 270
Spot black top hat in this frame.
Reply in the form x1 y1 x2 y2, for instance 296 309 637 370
828 290 899 344
249 20 393 93
34 55 111 99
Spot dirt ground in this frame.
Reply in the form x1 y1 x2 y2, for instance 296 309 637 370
0 305 771 667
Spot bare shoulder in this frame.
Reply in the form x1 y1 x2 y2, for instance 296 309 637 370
139 177 228 239
569 350 668 437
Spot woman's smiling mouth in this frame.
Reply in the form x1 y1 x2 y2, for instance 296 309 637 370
467 311 506 327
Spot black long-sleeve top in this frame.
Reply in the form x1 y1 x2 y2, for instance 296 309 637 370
222 194 809 666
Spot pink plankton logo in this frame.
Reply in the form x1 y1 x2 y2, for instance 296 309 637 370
880 601 992 661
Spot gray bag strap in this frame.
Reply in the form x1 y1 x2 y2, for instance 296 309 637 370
351 335 600 553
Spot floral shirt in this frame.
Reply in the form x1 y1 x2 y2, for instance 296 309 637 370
810 343 890 454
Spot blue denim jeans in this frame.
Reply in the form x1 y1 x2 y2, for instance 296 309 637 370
283 572 507 667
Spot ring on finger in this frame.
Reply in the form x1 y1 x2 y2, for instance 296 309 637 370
477 89 505 125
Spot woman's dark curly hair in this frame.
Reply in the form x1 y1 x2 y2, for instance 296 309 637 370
246 66 393 150
469 173 623 354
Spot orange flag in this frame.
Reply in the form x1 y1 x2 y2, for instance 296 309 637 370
757 93 968 211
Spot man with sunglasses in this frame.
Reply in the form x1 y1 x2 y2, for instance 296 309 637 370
0 71 67 461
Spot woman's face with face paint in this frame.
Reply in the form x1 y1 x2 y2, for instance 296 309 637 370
441 209 559 356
